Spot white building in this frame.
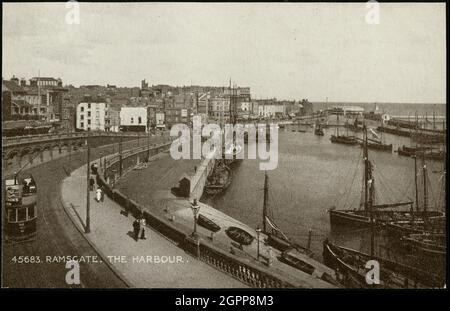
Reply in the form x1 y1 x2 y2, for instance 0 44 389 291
120 107 148 132
258 103 285 118
76 102 109 131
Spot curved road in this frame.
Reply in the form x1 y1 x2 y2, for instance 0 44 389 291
2 137 167 288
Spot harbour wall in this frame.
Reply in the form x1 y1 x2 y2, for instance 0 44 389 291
96 143 306 288
189 154 215 201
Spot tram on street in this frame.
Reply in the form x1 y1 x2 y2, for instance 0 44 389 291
4 175 37 241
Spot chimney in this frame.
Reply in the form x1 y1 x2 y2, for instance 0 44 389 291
20 78 26 87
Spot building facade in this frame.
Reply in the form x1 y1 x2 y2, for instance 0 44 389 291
119 107 148 132
76 100 109 131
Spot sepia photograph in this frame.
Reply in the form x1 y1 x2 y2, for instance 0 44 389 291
1 1 447 297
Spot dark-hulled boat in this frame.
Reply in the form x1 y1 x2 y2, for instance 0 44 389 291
401 233 446 259
197 214 221 232
322 239 444 288
359 139 392 152
205 161 232 196
330 115 358 145
330 135 358 145
397 145 445 161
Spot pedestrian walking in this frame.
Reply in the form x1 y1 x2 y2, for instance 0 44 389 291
139 216 146 239
100 186 105 202
133 218 140 241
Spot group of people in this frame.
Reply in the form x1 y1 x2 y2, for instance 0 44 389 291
133 216 147 241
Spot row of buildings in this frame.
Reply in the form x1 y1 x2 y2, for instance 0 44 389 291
2 75 313 135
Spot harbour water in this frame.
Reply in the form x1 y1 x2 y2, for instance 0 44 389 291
202 114 446 265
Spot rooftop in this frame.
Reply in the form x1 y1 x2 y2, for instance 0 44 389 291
2 80 26 93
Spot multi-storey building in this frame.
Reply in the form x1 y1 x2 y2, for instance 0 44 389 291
76 97 109 131
209 96 230 123
119 107 148 132
257 99 285 118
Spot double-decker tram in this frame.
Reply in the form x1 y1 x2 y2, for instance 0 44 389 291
4 174 37 241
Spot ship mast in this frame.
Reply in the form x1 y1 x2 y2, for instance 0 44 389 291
368 160 375 258
414 154 419 214
338 112 340 136
422 152 428 229
363 125 375 257
363 125 369 216
263 172 269 233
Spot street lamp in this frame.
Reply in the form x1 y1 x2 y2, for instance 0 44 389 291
99 151 103 170
190 199 200 238
256 227 262 260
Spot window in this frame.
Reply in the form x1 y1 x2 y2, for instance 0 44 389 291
8 210 16 222
80 107 84 112
88 111 91 117
131 117 134 124
138 117 142 124
87 119 91 125
18 208 27 222
27 206 35 219
80 115 84 120
80 122 84 128
88 103 91 109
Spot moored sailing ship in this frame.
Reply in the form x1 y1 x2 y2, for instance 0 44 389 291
329 126 421 229
330 114 358 145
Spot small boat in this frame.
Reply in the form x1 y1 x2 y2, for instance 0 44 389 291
225 226 254 246
197 214 221 232
330 135 358 145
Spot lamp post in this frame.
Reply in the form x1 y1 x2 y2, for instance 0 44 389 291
85 139 91 233
256 227 262 260
190 199 200 238
99 151 103 171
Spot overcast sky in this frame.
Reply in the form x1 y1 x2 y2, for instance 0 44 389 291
2 2 446 103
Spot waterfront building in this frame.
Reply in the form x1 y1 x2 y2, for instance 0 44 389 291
163 94 193 128
209 96 230 123
257 99 285 118
238 101 253 119
155 112 165 130
76 97 109 131
2 79 30 120
120 106 148 132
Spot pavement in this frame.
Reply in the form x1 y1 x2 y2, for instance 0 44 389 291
61 157 246 288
